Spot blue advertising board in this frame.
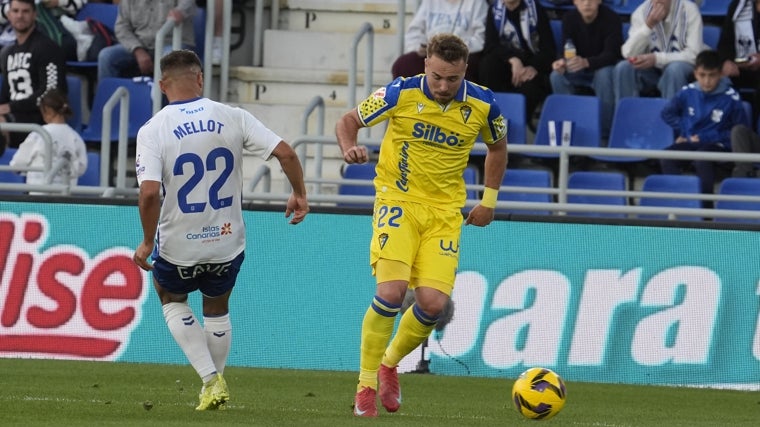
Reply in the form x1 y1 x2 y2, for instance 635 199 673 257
1 201 759 388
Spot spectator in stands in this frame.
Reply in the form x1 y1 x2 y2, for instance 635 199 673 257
132 49 308 411
614 0 703 105
660 50 747 195
10 88 87 191
730 123 760 177
392 0 487 83
97 0 196 82
337 33 507 418
478 0 556 128
196 0 222 64
718 0 760 121
0 0 67 153
549 0 622 139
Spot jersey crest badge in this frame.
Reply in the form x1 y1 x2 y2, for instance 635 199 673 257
417 103 424 113
460 106 472 124
378 233 389 250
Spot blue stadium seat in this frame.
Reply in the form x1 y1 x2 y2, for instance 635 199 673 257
607 0 646 15
66 75 84 133
338 162 376 208
638 174 702 221
567 171 627 218
494 92 526 145
498 168 553 215
703 25 720 50
67 3 119 68
79 77 154 144
529 94 602 159
591 97 673 163
464 166 479 201
699 0 731 16
714 178 760 223
0 148 25 193
550 19 563 54
77 152 101 186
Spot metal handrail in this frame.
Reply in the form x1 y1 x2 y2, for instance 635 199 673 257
0 123 53 180
100 86 130 188
152 18 184 113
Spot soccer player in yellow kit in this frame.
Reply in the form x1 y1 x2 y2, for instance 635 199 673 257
335 33 508 417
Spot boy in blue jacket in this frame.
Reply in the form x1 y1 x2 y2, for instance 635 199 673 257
660 49 748 194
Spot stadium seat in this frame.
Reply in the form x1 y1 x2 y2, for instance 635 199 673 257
67 3 119 69
0 148 25 193
566 171 627 218
338 162 376 208
494 92 526 145
464 166 479 201
528 94 602 159
550 19 563 54
637 174 702 221
591 97 672 163
703 25 720 50
699 0 731 16
66 75 84 133
714 178 760 223
607 0 646 15
77 152 101 186
79 77 154 144
498 168 553 215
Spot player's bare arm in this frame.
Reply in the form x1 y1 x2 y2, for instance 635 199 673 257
466 137 507 227
134 180 161 271
335 109 369 164
271 141 309 224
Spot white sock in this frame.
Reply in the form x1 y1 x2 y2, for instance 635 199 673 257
204 313 232 374
162 302 217 380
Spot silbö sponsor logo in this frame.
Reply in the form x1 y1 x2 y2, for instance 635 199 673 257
411 122 463 146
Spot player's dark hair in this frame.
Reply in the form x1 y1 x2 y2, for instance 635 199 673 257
160 49 202 74
426 33 469 64
11 0 36 10
37 88 73 119
695 49 721 71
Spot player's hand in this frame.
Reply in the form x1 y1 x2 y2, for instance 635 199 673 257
465 204 495 227
343 145 369 164
133 241 154 271
285 193 309 224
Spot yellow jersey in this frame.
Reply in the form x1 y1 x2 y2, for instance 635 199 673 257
357 75 507 210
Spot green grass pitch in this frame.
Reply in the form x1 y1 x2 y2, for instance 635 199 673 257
1 358 758 426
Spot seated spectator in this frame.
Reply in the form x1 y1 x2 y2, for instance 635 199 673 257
614 0 703 105
392 0 487 83
97 0 196 82
1 0 86 60
10 88 87 191
730 123 760 177
550 0 622 139
478 0 555 127
718 0 760 121
660 50 747 195
0 0 68 152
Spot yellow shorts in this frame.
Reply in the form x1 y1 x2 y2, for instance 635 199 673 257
370 198 462 292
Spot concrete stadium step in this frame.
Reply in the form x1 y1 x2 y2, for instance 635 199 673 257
262 29 399 72
230 66 393 106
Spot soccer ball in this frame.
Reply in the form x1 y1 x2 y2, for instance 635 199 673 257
511 367 567 420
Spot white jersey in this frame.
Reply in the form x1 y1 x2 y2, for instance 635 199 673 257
10 123 87 187
135 96 281 266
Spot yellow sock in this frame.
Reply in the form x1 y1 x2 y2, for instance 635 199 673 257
382 304 438 368
357 296 400 391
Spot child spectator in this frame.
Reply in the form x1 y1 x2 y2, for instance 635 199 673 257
660 50 748 195
10 88 87 190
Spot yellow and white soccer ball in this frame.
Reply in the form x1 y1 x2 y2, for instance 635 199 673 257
511 367 567 420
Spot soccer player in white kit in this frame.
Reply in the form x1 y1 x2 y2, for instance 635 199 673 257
132 50 309 411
